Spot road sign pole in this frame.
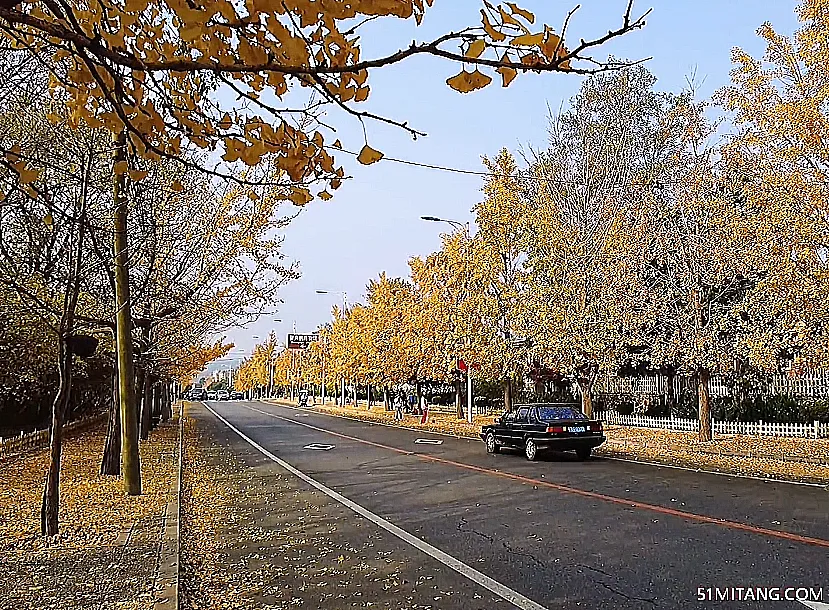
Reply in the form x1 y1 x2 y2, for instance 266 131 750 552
467 369 473 423
321 345 326 405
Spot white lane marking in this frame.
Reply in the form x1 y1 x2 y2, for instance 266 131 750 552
800 601 829 609
303 443 335 451
414 438 444 445
263 400 829 489
201 402 548 610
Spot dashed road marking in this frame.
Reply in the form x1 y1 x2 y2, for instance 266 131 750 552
239 403 829 550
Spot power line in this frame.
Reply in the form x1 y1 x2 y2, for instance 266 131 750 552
330 145 687 188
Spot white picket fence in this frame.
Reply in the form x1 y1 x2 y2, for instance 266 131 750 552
595 369 829 399
595 410 829 439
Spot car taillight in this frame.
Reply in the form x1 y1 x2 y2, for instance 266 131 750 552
590 423 603 432
546 426 565 433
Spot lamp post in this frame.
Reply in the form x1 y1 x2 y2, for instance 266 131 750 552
421 216 474 423
320 334 328 405
316 289 348 405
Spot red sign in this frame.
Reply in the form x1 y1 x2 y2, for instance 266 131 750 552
457 359 467 372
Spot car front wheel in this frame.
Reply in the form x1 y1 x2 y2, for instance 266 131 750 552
525 439 538 461
485 433 499 454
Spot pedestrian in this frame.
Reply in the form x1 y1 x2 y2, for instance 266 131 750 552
395 394 404 420
420 395 429 424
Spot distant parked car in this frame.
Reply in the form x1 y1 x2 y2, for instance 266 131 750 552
231 391 243 400
216 389 230 401
207 390 217 400
481 403 606 461
189 387 207 401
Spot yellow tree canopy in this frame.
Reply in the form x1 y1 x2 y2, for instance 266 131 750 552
0 1 648 200
717 0 829 369
168 339 233 384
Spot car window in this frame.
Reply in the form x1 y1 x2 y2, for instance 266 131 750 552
537 407 587 421
516 407 530 423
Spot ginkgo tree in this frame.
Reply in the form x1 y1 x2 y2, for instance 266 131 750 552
717 0 829 374
0 1 649 199
472 149 532 411
517 66 673 418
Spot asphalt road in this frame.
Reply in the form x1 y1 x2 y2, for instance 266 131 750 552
193 399 828 610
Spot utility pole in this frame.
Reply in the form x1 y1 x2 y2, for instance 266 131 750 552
321 336 326 405
422 216 472 422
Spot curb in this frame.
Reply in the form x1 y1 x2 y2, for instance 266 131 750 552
153 403 183 609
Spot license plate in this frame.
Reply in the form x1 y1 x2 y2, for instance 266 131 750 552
569 426 586 433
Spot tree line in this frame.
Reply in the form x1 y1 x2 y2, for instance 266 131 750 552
239 5 829 443
0 1 645 535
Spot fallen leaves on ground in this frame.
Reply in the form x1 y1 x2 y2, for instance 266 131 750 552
180 408 504 609
0 412 180 609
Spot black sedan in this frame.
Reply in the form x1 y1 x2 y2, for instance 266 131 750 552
481 403 606 461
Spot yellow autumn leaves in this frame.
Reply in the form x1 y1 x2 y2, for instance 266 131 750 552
446 6 571 93
0 0 605 210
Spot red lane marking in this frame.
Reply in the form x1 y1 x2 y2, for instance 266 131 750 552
243 404 829 549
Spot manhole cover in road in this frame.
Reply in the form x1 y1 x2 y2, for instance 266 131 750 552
414 438 443 445
303 443 335 451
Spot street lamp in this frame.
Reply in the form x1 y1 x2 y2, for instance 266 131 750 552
315 289 348 312
422 215 474 423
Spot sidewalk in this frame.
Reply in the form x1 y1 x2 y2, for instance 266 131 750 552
273 399 829 485
0 408 181 610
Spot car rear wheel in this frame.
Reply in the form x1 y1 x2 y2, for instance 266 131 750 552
576 446 592 461
485 432 499 454
525 439 538 461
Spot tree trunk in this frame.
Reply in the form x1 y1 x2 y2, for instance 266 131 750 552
135 365 146 439
100 362 122 476
367 384 371 408
665 370 676 415
456 378 464 419
503 376 513 413
161 382 172 422
113 130 141 496
139 373 152 440
383 386 390 411
41 338 73 536
147 378 157 433
151 380 161 429
415 379 422 415
142 372 152 438
698 368 713 442
42 153 91 535
577 377 594 419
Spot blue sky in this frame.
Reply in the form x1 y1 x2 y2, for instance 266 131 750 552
222 0 801 362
